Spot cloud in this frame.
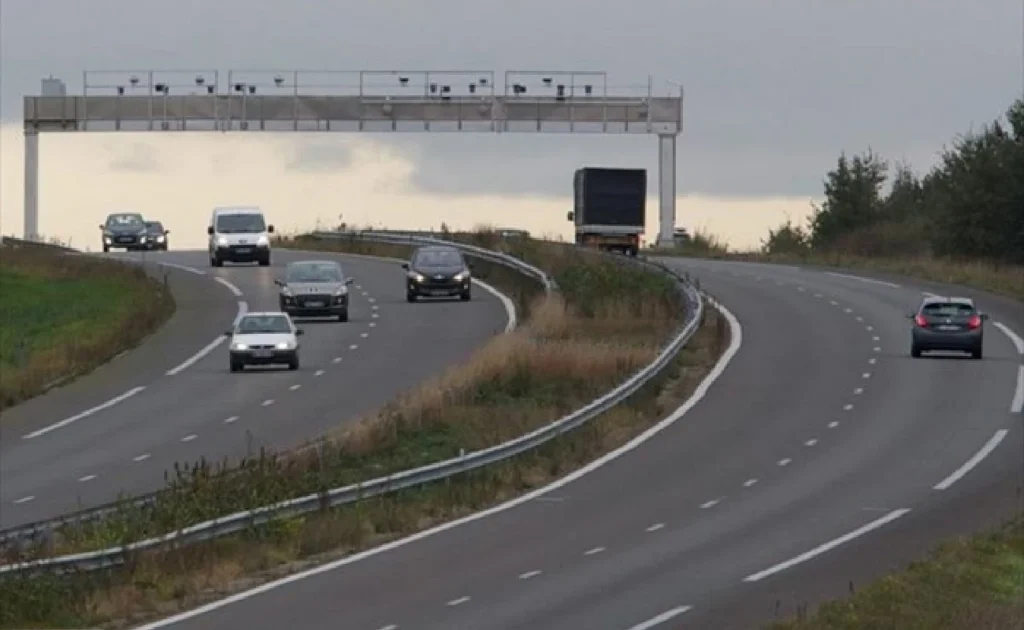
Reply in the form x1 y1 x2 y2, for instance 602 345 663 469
284 139 354 172
106 141 164 173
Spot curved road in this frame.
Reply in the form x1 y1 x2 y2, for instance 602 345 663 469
0 248 511 530
132 258 1023 630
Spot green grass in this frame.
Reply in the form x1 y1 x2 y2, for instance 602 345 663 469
0 246 175 411
768 520 1024 629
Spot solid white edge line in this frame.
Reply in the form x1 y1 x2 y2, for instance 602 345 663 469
933 429 1010 490
472 278 517 333
994 322 1024 355
824 271 900 288
127 296 743 630
23 386 146 440
1012 366 1024 414
213 276 244 297
624 605 694 630
157 262 206 276
165 301 247 376
743 508 912 582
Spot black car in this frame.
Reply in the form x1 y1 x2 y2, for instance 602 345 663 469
402 245 473 302
276 260 354 322
908 296 988 359
143 221 170 250
100 212 148 252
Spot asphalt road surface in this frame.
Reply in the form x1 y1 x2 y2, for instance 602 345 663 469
132 258 1023 630
0 248 511 529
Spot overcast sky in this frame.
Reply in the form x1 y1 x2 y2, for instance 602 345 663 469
0 0 1021 246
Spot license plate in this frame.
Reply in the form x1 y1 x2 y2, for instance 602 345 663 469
252 349 273 358
117 237 132 242
235 247 251 254
430 289 448 296
937 325 959 331
305 301 324 308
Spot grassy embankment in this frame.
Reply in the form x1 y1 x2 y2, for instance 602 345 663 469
0 231 729 629
0 243 175 412
658 229 1024 629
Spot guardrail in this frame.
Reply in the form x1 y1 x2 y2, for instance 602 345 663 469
0 232 703 576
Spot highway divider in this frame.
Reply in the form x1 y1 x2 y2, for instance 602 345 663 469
0 232 703 576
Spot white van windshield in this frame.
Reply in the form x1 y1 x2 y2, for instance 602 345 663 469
216 213 266 234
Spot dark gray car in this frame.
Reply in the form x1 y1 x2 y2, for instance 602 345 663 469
276 260 354 322
402 245 473 302
908 296 988 359
99 212 148 252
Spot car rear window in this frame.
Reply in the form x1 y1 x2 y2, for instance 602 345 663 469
922 303 974 316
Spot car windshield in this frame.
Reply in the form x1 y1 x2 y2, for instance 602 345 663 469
922 302 975 317
216 213 266 233
236 315 291 334
414 249 463 267
145 221 164 232
287 262 342 283
106 214 144 228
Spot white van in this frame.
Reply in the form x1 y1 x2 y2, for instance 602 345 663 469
208 206 274 267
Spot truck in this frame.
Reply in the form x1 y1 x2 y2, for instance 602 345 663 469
566 167 646 257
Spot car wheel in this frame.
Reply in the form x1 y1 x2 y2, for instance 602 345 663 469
971 345 983 360
288 356 300 370
406 291 417 303
910 344 921 358
211 255 223 267
229 360 243 373
338 309 349 322
258 255 271 267
460 290 471 301
102 244 109 253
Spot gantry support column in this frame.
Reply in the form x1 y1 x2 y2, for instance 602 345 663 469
654 132 677 249
24 128 39 241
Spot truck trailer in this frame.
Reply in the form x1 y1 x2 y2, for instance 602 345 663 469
566 167 646 257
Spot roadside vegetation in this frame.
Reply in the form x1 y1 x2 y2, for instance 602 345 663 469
0 240 175 412
660 96 1024 300
767 518 1024 630
0 231 729 629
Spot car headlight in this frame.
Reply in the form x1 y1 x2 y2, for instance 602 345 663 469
333 286 348 296
275 341 294 350
453 271 470 282
104 237 112 244
216 236 228 246
231 342 248 351
257 235 270 246
156 235 165 242
140 236 147 243
408 272 426 282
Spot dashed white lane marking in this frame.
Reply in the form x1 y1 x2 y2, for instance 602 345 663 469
354 284 362 289
167 300 248 376
828 421 840 429
862 372 872 379
361 291 369 296
865 325 873 331
289 384 301 391
743 478 759 488
584 546 606 556
797 286 805 292
213 276 243 297
872 335 880 341
814 293 823 298
805 438 818 447
376 625 397 630
843 404 854 411
744 508 911 582
868 357 877 365
646 523 665 532
829 300 839 306
372 304 379 310
23 386 146 439
133 453 151 462
934 429 1010 490
825 271 900 288
519 570 542 580
181 434 197 442
332 357 342 363
349 344 358 350
922 291 941 298
78 474 97 483
314 370 325 377
369 322 377 328
873 346 881 352
224 416 239 424
446 596 471 607
13 495 35 504
360 332 369 338
778 458 792 467
855 316 863 322
261 399 275 407
700 499 721 509
372 313 380 319
844 308 853 314
625 605 694 630
368 297 376 303
854 388 864 395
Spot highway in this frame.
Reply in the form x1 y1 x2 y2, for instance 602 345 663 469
0 248 512 530
130 258 1023 630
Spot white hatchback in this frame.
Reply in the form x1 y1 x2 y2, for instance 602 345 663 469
225 312 304 372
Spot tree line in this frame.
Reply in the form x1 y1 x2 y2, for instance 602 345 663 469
762 97 1024 265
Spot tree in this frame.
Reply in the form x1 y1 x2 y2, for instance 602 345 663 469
807 149 888 250
761 217 810 255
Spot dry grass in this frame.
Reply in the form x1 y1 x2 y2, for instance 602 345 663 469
0 245 175 411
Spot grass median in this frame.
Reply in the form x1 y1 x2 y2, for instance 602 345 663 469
0 232 728 629
0 243 175 412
